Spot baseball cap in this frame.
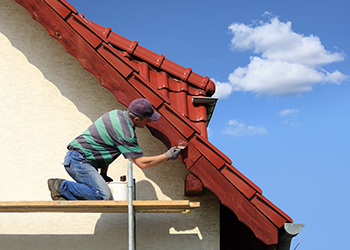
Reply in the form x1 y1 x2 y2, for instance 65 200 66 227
128 98 161 121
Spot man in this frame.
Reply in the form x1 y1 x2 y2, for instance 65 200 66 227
48 98 181 200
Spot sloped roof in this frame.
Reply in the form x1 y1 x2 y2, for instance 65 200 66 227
15 0 293 248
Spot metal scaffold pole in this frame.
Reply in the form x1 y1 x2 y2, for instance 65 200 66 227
128 160 136 250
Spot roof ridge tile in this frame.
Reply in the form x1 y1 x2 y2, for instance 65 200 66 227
85 17 215 95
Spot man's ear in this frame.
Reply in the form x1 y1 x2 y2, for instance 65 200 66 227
133 117 142 127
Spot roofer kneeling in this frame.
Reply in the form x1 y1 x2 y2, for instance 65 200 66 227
48 98 181 200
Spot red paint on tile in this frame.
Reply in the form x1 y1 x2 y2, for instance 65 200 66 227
84 18 111 38
128 74 167 108
187 95 208 137
133 45 161 65
97 43 137 78
149 71 169 99
138 63 150 82
187 95 207 122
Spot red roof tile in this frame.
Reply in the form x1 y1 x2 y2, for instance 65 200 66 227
15 0 293 247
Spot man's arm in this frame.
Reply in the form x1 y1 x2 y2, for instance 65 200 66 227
132 146 182 169
132 154 167 169
100 165 113 182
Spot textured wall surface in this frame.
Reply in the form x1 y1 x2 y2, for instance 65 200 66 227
0 0 219 249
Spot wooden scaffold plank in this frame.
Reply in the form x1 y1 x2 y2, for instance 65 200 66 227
0 200 200 214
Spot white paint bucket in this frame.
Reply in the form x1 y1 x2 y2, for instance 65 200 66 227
108 182 128 201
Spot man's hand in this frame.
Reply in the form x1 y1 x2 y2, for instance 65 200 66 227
100 173 113 182
165 146 182 160
131 146 182 169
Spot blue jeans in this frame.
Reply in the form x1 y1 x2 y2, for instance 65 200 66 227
60 150 113 200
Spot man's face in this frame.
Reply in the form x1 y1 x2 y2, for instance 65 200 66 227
134 117 151 128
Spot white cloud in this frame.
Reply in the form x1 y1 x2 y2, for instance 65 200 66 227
207 127 214 138
222 119 268 136
214 16 348 98
278 108 302 126
229 18 344 66
212 79 233 99
279 108 299 117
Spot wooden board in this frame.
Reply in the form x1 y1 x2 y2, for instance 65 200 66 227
188 156 278 246
0 200 199 214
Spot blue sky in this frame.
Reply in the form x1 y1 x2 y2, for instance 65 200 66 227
68 0 350 249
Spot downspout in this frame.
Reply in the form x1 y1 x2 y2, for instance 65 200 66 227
276 223 305 250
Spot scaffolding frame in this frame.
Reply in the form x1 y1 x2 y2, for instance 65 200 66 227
0 161 200 249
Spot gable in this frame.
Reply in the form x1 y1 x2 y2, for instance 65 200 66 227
14 0 293 248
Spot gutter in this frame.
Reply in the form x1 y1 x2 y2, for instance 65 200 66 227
192 96 218 126
276 223 305 250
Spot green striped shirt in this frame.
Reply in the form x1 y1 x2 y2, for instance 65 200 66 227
68 110 143 168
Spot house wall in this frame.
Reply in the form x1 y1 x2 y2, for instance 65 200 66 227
0 1 219 249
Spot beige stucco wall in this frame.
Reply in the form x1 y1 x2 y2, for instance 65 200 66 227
0 0 219 249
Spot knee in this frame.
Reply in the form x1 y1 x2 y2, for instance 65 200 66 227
97 188 113 200
103 193 113 200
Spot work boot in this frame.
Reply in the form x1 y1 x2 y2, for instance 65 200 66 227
48 178 67 200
